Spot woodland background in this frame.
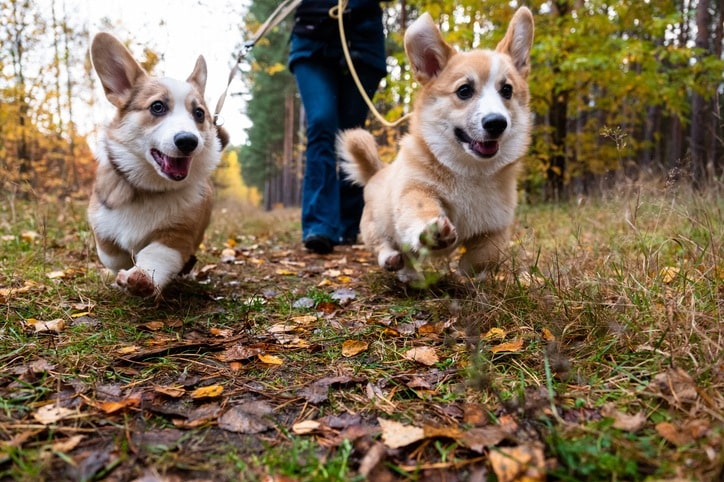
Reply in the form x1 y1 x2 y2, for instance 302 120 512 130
1 0 722 205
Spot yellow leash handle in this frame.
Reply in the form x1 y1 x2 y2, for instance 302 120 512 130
331 0 410 127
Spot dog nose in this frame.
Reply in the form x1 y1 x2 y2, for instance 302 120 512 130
482 114 507 138
174 132 199 155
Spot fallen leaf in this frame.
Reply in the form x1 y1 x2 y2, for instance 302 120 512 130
541 328 556 341
190 384 224 399
33 404 75 425
153 385 186 398
20 230 39 242
95 395 141 414
292 420 322 435
220 248 237 263
217 344 262 362
275 268 296 276
491 339 524 354
460 426 507 453
52 435 84 453
489 444 546 482
601 403 647 432
218 402 274 434
656 422 692 446
47 270 68 279
298 375 364 404
378 418 425 449
403 346 439 366
342 340 368 357
659 266 679 284
117 345 140 355
331 288 356 305
210 327 234 338
140 321 165 331
258 354 283 365
483 327 507 340
290 315 317 325
26 318 65 333
323 269 342 277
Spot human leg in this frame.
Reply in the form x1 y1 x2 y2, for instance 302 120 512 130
337 65 385 243
294 59 341 251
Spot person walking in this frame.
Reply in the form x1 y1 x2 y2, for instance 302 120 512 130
289 0 387 254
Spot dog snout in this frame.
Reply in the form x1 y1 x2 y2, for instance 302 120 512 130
482 114 507 138
174 132 199 155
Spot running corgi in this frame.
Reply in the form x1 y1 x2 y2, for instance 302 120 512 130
339 8 534 283
88 32 228 297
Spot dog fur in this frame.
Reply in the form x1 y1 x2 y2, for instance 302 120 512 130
339 8 534 283
88 33 228 297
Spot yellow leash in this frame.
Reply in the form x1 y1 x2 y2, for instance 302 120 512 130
331 0 410 127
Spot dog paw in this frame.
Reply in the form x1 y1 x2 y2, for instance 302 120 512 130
116 268 156 297
382 252 404 271
419 216 457 250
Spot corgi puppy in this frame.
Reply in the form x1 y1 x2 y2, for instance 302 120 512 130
339 8 534 283
88 32 228 297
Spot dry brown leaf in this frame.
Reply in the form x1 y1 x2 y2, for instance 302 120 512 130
217 344 263 362
491 339 524 354
342 340 369 357
218 402 274 434
460 426 507 453
26 318 65 333
403 346 439 366
96 396 141 414
33 404 75 425
210 327 234 338
51 435 84 453
659 266 679 284
290 315 318 325
378 417 425 449
601 403 647 432
153 385 186 398
190 384 224 399
656 422 692 446
258 354 283 365
140 321 165 331
292 420 322 435
489 444 546 482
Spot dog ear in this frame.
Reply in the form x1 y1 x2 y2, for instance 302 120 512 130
215 125 230 150
404 13 456 85
90 33 148 108
496 7 534 79
187 56 208 97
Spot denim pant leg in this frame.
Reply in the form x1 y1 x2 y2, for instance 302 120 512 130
337 64 385 241
294 60 341 242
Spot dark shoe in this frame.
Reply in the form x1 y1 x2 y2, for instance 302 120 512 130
304 235 334 254
339 234 359 245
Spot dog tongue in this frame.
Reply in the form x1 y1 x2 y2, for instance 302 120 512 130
471 140 499 158
151 149 191 181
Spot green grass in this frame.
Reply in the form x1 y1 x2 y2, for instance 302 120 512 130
1 189 722 481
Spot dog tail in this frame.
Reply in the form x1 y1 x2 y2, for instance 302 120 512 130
337 129 385 186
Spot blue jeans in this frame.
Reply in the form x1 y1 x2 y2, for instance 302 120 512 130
293 59 384 244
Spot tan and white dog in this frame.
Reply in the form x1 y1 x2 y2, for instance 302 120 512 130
88 33 228 297
339 8 534 283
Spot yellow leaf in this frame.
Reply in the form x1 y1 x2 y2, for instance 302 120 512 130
258 354 283 365
659 266 679 284
117 345 140 355
275 269 296 276
491 339 524 354
71 312 90 318
337 276 352 284
190 384 224 399
483 327 507 341
489 445 546 482
541 328 556 341
225 238 237 248
317 278 332 287
342 340 369 357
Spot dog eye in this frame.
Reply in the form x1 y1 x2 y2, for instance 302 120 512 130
456 84 474 100
149 101 167 116
193 107 206 123
500 83 513 100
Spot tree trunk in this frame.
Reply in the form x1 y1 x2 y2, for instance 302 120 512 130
690 0 711 188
